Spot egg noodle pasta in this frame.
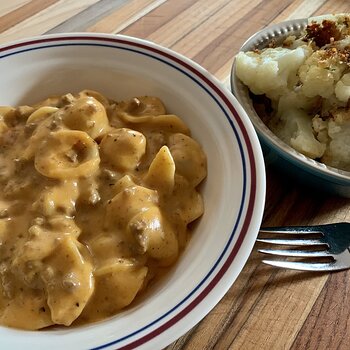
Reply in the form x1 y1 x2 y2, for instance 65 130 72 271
0 90 207 330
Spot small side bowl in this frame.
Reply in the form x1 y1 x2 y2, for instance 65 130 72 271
0 33 265 349
231 18 350 197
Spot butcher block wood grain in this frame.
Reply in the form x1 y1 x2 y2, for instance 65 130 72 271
1 1 350 349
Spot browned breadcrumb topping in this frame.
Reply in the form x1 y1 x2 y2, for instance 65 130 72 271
318 46 350 67
305 20 342 47
267 38 277 48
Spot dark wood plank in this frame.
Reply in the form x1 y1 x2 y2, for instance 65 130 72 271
291 269 350 350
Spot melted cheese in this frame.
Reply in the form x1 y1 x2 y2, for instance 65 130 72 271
0 92 207 329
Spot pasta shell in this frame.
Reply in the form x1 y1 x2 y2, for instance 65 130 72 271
0 290 53 330
26 106 59 125
166 174 204 225
77 89 110 108
118 111 153 123
118 96 166 116
144 145 175 194
23 112 63 160
119 113 190 135
105 184 158 229
112 174 136 195
128 207 178 263
13 216 81 264
143 114 190 135
42 237 94 326
32 180 79 216
0 120 8 134
77 177 100 205
80 260 147 321
0 219 8 242
88 235 121 267
34 130 100 179
32 95 62 108
0 106 15 117
168 133 207 187
99 128 146 171
61 97 110 139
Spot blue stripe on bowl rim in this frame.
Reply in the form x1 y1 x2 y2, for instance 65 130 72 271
0 35 258 350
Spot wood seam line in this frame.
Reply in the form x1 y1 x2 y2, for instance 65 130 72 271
0 0 58 33
262 183 294 224
174 258 264 350
166 0 233 49
221 267 281 349
0 1 29 18
177 326 199 349
209 264 265 348
283 0 327 20
167 326 198 350
272 0 295 19
211 263 279 349
119 0 227 41
112 0 168 34
191 0 293 71
167 257 266 350
91 0 169 34
149 0 232 44
289 272 332 349
44 0 128 33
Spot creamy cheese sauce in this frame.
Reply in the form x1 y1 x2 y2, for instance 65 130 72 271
0 90 207 330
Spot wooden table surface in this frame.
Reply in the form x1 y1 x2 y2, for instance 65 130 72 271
2 0 350 349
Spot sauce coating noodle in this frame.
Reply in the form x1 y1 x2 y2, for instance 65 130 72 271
0 91 207 330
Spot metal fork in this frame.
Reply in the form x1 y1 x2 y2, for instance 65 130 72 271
257 222 350 271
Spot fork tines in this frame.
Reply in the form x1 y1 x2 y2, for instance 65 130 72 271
257 225 342 271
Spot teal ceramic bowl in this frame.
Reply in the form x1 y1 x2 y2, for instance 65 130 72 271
231 18 350 197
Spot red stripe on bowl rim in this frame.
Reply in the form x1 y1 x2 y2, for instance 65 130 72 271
0 35 259 349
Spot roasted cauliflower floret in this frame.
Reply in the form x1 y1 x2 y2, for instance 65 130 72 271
298 50 347 98
335 73 350 102
235 14 350 171
235 46 311 99
273 108 326 159
321 109 350 171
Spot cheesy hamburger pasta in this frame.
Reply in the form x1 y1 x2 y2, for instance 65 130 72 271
0 90 207 330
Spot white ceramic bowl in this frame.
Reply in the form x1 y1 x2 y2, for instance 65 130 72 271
231 18 350 197
0 33 265 349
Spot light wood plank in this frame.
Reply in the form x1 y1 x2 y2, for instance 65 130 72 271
170 0 263 59
273 0 327 23
146 0 233 48
121 0 196 38
0 0 30 17
46 0 131 33
0 0 99 44
314 0 350 16
226 268 327 350
0 0 59 33
191 0 294 75
1 2 350 350
88 0 168 34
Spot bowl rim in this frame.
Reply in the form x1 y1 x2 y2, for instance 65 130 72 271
231 17 350 183
0 32 266 349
